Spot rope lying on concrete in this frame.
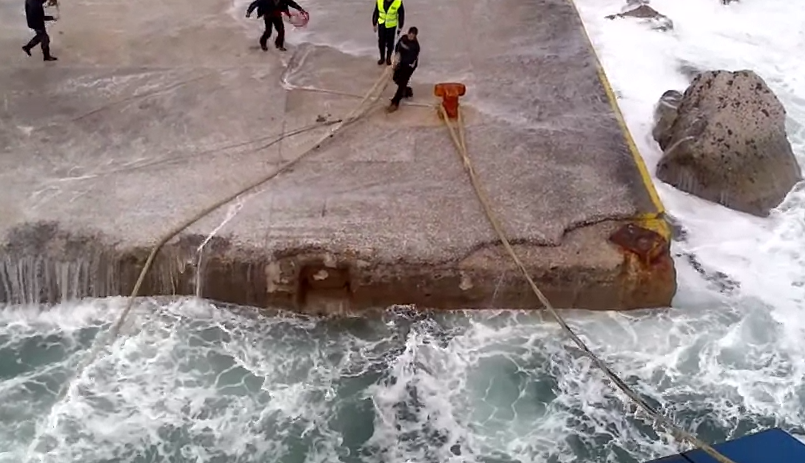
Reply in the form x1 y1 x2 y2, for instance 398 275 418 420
25 66 394 461
437 104 738 463
292 86 433 109
112 66 387 343
26 55 732 461
68 120 344 179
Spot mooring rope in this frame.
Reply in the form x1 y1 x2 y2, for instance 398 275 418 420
437 104 738 463
24 66 393 462
23 53 735 461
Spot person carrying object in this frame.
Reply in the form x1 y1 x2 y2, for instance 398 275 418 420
387 26 419 113
22 0 58 61
372 0 404 66
246 0 307 52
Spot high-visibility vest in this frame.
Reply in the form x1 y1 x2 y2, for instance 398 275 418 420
377 0 402 28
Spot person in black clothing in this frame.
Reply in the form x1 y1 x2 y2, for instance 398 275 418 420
22 0 58 61
387 27 419 113
246 0 307 52
372 0 405 66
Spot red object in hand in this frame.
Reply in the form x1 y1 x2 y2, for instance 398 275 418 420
285 10 310 28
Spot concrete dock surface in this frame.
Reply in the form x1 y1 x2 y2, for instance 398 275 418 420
0 0 675 311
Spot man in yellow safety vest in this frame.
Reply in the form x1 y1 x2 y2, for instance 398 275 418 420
372 0 405 66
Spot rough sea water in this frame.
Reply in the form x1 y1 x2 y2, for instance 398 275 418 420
3 0 805 461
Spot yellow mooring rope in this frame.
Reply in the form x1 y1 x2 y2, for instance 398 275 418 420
437 104 738 463
25 60 736 463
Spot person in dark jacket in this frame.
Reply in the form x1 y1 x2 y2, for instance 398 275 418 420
22 0 57 61
246 0 307 52
387 27 419 113
372 0 405 66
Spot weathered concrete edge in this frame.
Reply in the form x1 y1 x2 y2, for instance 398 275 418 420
0 219 674 312
565 0 672 241
563 0 676 311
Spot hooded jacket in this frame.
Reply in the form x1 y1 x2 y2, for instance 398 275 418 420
394 34 419 70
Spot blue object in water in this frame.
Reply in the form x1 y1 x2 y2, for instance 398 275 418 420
645 428 805 463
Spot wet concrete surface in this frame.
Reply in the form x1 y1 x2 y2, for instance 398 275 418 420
0 0 675 311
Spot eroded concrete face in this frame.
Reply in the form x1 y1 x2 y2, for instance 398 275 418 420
0 0 675 311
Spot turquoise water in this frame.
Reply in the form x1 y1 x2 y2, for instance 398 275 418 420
1 298 803 462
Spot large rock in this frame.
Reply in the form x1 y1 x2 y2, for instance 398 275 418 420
654 70 803 217
652 90 683 145
605 3 674 32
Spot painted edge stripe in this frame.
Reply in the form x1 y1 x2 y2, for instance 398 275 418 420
565 0 670 241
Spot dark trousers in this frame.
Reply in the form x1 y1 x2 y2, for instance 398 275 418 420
391 66 415 105
260 15 286 49
25 28 51 57
377 25 396 61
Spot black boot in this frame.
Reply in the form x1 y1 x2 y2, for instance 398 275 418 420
22 46 32 57
377 58 385 65
42 43 56 61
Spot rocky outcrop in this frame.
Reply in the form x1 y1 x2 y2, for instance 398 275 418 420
653 70 803 217
605 2 674 32
652 90 683 146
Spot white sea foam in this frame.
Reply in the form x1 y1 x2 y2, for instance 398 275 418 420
571 0 805 445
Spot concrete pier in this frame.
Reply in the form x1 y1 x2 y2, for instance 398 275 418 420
0 0 675 312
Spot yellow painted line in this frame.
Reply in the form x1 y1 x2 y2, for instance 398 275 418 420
565 0 671 241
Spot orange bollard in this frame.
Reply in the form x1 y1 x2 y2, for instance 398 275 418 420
434 83 466 120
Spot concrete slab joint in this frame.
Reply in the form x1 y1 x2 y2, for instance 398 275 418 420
0 0 677 312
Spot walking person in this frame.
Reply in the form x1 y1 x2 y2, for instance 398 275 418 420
372 0 404 66
246 0 307 52
22 0 58 61
387 27 419 113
